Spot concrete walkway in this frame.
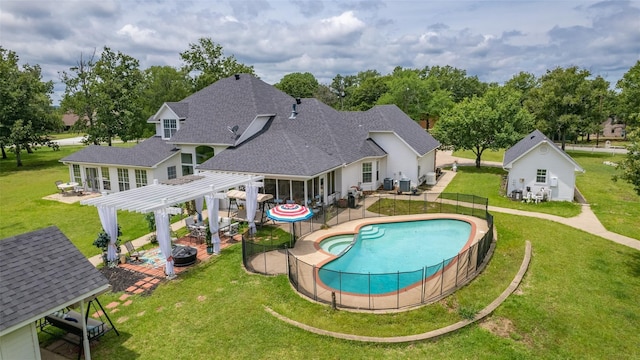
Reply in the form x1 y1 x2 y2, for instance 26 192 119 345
435 150 639 251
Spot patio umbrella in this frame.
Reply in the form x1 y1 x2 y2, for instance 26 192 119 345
266 203 313 246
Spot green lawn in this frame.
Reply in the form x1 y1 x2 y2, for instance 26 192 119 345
452 149 505 163
441 166 582 218
4 144 640 359
58 213 639 359
569 151 640 239
0 146 148 257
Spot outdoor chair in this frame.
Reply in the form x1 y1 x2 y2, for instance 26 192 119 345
124 241 142 261
185 217 205 244
55 180 64 194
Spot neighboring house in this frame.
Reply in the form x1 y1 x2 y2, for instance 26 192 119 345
503 129 585 202
598 117 626 138
0 227 111 360
61 74 440 205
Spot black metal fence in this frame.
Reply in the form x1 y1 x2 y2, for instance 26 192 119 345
242 193 495 310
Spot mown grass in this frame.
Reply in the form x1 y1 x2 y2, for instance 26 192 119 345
78 213 640 359
452 149 505 163
568 151 640 239
0 146 148 257
5 144 640 359
441 166 582 217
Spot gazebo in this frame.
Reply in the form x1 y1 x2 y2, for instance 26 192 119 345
81 172 264 277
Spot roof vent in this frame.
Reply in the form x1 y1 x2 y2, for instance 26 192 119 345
289 103 298 119
296 98 301 105
234 74 240 80
227 125 239 136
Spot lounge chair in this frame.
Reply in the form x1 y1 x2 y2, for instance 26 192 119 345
124 241 142 261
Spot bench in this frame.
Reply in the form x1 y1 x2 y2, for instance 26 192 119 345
37 305 117 360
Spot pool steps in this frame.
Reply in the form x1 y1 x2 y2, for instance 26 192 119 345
359 225 385 240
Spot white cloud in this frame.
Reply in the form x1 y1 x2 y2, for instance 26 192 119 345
1 0 638 104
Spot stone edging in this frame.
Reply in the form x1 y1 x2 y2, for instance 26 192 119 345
265 240 532 343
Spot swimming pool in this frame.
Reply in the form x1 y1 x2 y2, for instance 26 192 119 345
317 219 473 295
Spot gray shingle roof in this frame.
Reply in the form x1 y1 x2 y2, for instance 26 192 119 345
60 136 179 167
168 74 291 145
197 75 439 176
503 129 550 166
0 227 109 334
503 129 584 171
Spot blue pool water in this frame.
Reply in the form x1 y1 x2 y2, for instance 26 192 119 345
318 219 472 295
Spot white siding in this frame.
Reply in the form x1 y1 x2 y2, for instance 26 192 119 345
0 324 41 360
506 144 577 201
369 133 417 181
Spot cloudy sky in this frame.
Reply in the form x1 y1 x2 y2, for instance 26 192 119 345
2 0 639 104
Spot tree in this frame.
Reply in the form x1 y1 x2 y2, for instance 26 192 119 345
526 66 592 150
92 47 144 145
614 61 640 195
0 47 55 166
180 37 255 92
420 65 488 103
275 72 319 98
59 50 100 144
376 67 453 121
140 66 192 129
432 86 534 167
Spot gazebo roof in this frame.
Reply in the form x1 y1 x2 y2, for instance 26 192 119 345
81 172 264 213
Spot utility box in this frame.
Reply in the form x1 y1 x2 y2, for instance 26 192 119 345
550 176 558 187
426 172 437 186
399 178 411 193
384 178 394 191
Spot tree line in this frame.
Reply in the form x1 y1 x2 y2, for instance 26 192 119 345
1 39 638 195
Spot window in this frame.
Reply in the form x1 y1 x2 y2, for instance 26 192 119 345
196 146 214 164
328 170 335 195
101 167 111 191
536 169 547 183
163 119 177 138
167 166 177 180
181 153 193 176
72 164 81 183
135 169 148 187
376 161 380 181
117 168 130 191
362 162 372 183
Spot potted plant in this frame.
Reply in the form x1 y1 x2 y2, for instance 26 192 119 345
205 224 214 254
93 225 122 267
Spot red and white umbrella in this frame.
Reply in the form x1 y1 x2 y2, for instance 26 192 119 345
266 203 313 222
267 203 313 245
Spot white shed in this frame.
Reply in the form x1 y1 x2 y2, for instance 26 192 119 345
503 130 584 201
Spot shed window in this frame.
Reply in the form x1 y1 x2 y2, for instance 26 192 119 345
536 169 547 183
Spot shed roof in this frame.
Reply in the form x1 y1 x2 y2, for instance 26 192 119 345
503 129 584 171
0 226 110 335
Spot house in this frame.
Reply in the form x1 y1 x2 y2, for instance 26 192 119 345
503 129 585 202
0 227 112 360
61 74 440 205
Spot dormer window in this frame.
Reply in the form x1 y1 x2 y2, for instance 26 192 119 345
163 119 177 139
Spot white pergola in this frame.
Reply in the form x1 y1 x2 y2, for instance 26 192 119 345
81 172 264 277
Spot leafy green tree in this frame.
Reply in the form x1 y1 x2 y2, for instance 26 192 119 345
314 84 339 108
180 37 255 92
275 72 319 98
92 47 144 145
526 66 592 150
614 61 640 195
504 71 539 105
59 50 100 144
433 86 534 167
377 67 453 121
0 47 55 166
140 66 192 131
420 65 488 103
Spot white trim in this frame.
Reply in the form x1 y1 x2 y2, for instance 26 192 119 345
81 172 264 213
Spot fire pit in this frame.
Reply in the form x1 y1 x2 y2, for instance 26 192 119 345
172 245 197 267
